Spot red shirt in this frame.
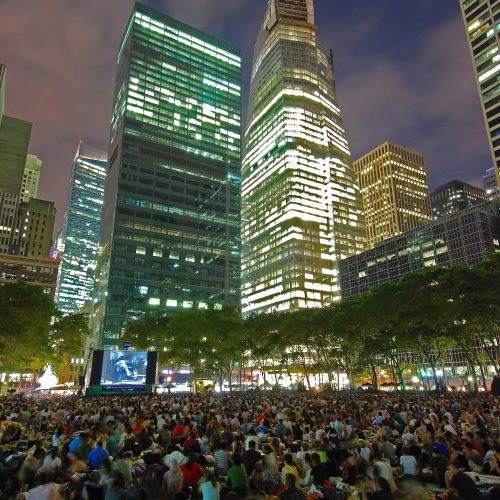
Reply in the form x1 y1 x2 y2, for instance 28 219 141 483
470 439 485 456
181 462 204 487
183 438 199 449
173 425 187 437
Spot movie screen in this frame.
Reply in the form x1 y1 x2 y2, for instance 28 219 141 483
100 351 148 386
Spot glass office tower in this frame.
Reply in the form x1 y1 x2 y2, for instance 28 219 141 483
55 143 107 314
241 0 365 315
460 0 500 194
96 3 241 347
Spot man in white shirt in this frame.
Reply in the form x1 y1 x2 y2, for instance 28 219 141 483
399 449 418 476
244 433 259 451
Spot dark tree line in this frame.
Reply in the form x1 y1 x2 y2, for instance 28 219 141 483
124 254 500 391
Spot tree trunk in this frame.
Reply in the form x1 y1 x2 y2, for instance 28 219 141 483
479 334 500 374
421 348 439 389
395 362 406 390
368 361 378 391
475 354 488 391
344 357 355 389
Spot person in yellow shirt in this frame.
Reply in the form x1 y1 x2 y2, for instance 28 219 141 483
281 454 300 489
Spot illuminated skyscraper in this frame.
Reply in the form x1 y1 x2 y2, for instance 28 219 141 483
460 0 500 194
241 0 365 315
353 142 432 248
55 143 106 314
95 3 241 347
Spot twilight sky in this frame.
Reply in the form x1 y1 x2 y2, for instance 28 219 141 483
0 0 491 232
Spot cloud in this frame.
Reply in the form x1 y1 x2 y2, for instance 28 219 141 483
159 0 248 31
0 0 135 229
0 0 492 239
332 12 491 189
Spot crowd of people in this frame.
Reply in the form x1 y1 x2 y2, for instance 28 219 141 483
0 390 499 499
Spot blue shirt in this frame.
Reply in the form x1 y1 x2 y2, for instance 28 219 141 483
69 437 81 454
88 445 109 470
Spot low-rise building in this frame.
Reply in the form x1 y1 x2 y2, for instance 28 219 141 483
431 180 488 218
0 254 59 297
339 201 500 299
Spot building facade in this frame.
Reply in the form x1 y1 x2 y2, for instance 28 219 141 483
0 63 31 196
431 179 488 218
241 0 365 316
460 0 500 194
55 143 107 314
353 141 432 249
16 198 56 258
339 201 500 298
0 192 20 254
21 154 41 203
0 64 59 294
484 166 500 199
0 253 59 298
0 116 32 196
0 64 5 125
95 3 241 347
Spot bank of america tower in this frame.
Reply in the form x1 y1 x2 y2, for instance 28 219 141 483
242 0 366 315
95 3 241 347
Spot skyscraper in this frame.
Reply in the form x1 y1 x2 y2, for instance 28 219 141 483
0 116 32 196
21 154 41 203
0 64 58 295
55 143 107 314
484 166 499 199
460 1 500 194
16 198 56 257
431 179 488 218
95 3 241 347
0 64 5 124
241 0 365 316
0 63 32 254
353 142 432 249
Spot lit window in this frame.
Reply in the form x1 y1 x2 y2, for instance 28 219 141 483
170 251 179 260
138 286 148 295
166 299 177 307
149 298 160 306
153 249 163 257
136 246 146 255
182 301 193 308
186 255 195 262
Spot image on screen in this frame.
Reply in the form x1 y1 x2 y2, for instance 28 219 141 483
100 351 148 386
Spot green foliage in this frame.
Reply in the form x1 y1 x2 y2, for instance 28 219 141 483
120 254 500 388
0 282 56 373
49 313 89 369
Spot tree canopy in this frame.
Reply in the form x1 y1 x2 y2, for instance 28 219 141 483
122 254 500 390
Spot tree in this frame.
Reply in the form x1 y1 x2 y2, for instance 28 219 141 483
0 282 56 374
125 313 171 366
204 305 244 391
50 313 89 371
